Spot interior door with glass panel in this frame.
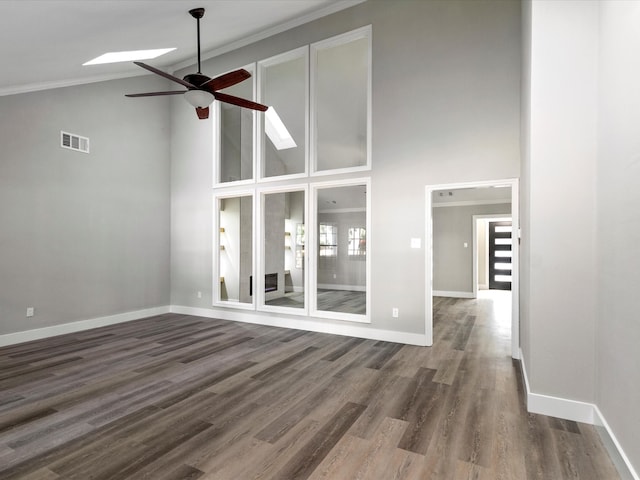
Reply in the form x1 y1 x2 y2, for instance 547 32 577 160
489 221 512 290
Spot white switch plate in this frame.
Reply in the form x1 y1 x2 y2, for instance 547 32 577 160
392 308 399 318
26 307 34 317
410 238 421 249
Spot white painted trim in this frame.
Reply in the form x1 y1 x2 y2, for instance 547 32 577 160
257 46 309 181
593 406 640 480
433 199 511 208
426 178 519 359
519 349 594 423
432 290 475 299
318 283 366 292
0 306 170 347
520 351 639 479
170 305 426 346
310 25 372 175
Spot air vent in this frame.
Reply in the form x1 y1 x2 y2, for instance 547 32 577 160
61 131 90 154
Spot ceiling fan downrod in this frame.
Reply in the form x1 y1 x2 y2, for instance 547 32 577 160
189 7 205 74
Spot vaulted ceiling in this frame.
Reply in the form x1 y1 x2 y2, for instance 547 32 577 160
0 0 364 96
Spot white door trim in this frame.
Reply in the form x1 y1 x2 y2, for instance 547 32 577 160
425 178 519 359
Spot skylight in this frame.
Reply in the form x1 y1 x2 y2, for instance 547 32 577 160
83 48 176 66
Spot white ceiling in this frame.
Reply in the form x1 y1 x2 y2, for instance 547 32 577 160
0 0 364 96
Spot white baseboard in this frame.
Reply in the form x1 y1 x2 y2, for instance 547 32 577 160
519 350 638 480
170 305 428 346
317 284 366 292
433 290 475 299
593 406 640 480
0 306 170 347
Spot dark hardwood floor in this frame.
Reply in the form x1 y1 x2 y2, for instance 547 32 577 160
0 295 620 479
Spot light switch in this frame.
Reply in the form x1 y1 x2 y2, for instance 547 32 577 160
464 242 468 248
411 238 421 249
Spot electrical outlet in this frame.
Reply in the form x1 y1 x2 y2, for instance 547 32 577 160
26 307 35 318
197 291 202 299
392 308 399 318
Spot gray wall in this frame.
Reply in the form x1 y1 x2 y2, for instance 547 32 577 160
523 1 640 472
170 0 521 334
0 76 171 335
432 203 511 294
523 0 598 405
597 1 640 471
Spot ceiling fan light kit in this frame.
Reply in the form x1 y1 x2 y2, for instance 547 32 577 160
125 7 268 120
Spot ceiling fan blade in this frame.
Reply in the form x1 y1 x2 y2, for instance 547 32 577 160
134 61 196 89
196 107 210 119
125 91 186 97
213 92 268 112
201 69 251 92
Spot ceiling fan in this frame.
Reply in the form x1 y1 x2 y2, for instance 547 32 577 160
125 7 268 120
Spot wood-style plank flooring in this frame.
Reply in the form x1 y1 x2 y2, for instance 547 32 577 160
0 294 620 479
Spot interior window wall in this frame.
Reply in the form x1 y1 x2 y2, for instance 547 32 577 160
211 27 371 324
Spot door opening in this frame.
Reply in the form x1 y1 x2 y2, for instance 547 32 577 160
425 179 519 359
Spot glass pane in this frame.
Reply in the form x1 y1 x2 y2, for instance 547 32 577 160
494 263 513 270
314 33 369 172
495 275 512 282
494 238 512 245
263 191 305 309
218 196 253 304
219 69 254 183
495 225 512 233
261 52 306 178
495 251 512 258
316 185 367 315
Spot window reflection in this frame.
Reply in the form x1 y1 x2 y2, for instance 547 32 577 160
262 190 306 310
217 195 253 304
316 185 367 316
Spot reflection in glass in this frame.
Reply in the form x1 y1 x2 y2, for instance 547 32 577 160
314 31 369 172
263 191 305 309
219 70 254 183
218 196 253 304
316 185 367 315
261 52 307 178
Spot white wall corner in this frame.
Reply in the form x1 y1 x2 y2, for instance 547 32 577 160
518 349 595 423
519 350 638 480
0 306 171 347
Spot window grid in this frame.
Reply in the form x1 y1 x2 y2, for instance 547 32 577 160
348 227 366 256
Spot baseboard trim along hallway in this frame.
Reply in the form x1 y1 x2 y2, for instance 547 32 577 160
519 350 639 480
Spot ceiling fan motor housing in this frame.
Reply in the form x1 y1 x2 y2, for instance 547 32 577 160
184 73 211 87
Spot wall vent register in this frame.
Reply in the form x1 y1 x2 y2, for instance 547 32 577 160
60 131 90 154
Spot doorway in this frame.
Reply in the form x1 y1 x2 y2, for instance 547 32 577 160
488 220 513 290
425 179 519 359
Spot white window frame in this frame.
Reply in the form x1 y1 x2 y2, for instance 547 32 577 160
212 190 256 310
257 46 309 183
213 63 258 187
310 25 372 176
309 177 371 323
257 185 309 315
